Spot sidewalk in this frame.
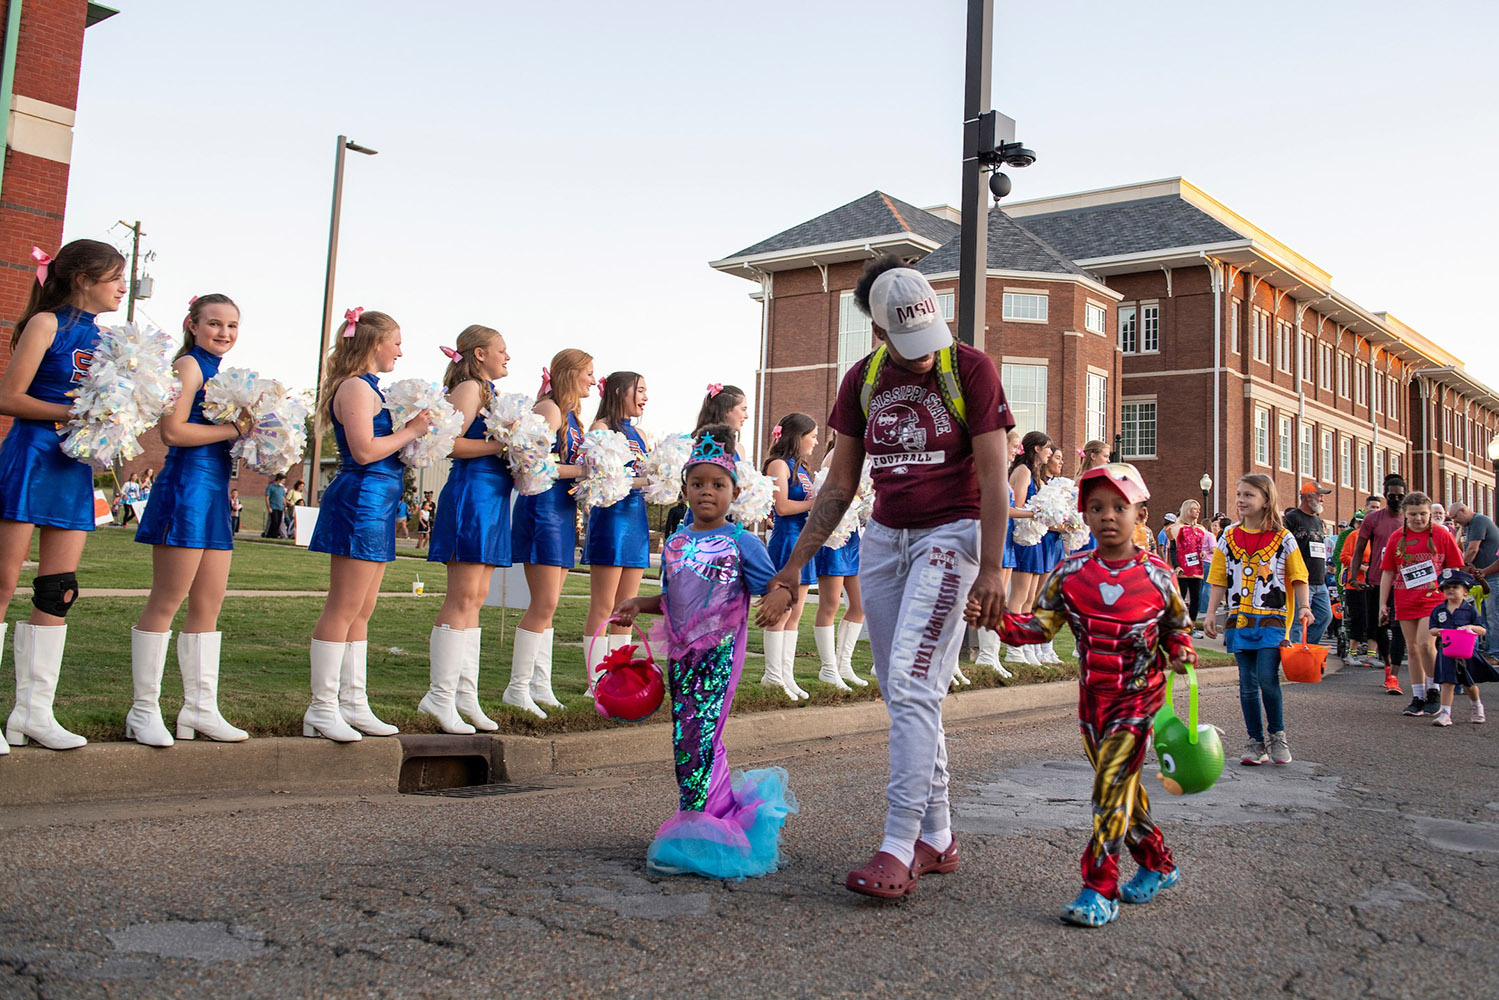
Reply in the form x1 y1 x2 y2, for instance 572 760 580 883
0 662 1274 807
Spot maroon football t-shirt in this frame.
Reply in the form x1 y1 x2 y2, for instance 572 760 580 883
829 343 1014 530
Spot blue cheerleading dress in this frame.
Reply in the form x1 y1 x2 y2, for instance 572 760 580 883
135 346 233 550
0 308 100 531
512 411 582 568
1012 478 1054 574
583 420 650 569
814 528 860 578
427 382 513 567
766 458 816 586
309 374 404 562
1002 484 1018 569
647 522 796 879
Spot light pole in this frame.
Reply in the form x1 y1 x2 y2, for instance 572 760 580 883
307 135 378 505
1199 473 1212 520
1488 436 1499 516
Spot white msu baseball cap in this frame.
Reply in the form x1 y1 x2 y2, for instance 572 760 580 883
868 267 953 358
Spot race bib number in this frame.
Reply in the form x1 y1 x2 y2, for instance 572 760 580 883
1184 552 1200 568
1401 559 1437 590
1309 541 1326 559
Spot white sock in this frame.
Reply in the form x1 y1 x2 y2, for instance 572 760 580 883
1413 682 1426 698
920 827 953 851
878 835 917 867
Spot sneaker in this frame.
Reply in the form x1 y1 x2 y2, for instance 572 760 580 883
1423 690 1443 716
1433 712 1453 727
1119 866 1180 904
1402 697 1425 717
1472 705 1486 724
1383 671 1404 695
1059 888 1120 927
1240 740 1269 766
1192 629 1205 640
1267 731 1293 764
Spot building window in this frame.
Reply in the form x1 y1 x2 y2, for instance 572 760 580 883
1389 451 1400 476
1001 363 1048 434
1372 371 1383 414
1355 361 1368 406
1253 310 1270 363
1121 400 1157 460
1300 422 1314 477
1443 408 1451 444
1374 448 1384 490
1230 299 1241 354
1300 334 1314 383
1141 304 1159 353
1319 343 1333 390
1086 372 1107 443
837 291 874 381
1341 437 1352 487
936 290 955 321
1321 429 1334 483
230 458 241 480
1085 302 1106 335
1118 305 1137 353
1276 321 1293 373
1338 354 1350 398
1279 415 1294 471
1358 444 1369 493
1388 376 1399 420
1002 292 1048 322
1447 473 1455 506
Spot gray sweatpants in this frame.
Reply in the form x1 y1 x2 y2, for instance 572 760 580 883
859 518 981 844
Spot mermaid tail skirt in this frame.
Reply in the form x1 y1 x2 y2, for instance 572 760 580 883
647 766 798 879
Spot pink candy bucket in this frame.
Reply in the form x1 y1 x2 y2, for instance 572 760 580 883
1439 629 1478 659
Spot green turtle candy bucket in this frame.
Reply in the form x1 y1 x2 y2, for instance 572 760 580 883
1152 663 1224 795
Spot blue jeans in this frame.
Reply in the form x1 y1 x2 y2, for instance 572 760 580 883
1484 583 1499 657
1235 645 1284 743
1299 584 1333 645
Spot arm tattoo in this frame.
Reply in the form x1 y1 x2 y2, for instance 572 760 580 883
787 487 854 568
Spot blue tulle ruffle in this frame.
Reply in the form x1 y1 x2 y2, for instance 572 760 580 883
646 766 798 880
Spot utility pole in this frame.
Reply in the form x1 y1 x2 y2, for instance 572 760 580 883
117 219 142 322
956 0 993 349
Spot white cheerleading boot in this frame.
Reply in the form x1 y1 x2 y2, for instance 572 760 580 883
974 628 1001 668
782 631 811 700
124 627 174 747
456 628 499 732
176 631 249 741
529 627 564 709
1021 643 1043 667
304 639 361 741
761 631 797 700
585 633 610 689
419 626 476 734
6 623 86 750
338 640 398 736
0 624 8 755
951 664 972 689
502 627 548 719
1038 641 1063 666
815 625 851 690
836 619 868 687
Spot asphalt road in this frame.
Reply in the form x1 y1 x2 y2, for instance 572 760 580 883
1 662 1496 999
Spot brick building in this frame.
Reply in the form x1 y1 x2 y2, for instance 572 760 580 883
714 179 1499 525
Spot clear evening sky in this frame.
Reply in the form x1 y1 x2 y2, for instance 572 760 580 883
60 0 1499 441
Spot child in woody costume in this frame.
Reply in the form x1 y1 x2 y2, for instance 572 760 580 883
997 463 1196 927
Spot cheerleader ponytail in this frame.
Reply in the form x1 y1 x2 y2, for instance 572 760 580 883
442 324 505 413
177 293 238 360
12 239 126 349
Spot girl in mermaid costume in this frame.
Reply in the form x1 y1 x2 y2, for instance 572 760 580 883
612 425 798 878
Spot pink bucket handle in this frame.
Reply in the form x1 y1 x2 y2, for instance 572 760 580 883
587 618 657 697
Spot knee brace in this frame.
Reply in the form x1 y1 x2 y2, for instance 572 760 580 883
32 572 79 617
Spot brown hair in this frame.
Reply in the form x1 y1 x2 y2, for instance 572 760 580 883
1237 473 1284 535
695 383 746 431
1011 430 1052 479
178 294 239 360
1073 439 1109 478
12 239 126 348
541 347 593 420
593 371 643 432
762 412 816 473
442 325 503 413
316 309 399 430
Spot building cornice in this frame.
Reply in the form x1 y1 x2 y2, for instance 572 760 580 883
919 268 1123 302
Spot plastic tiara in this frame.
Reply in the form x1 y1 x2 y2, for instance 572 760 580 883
684 434 736 481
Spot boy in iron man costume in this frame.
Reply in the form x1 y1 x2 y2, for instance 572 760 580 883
986 463 1197 927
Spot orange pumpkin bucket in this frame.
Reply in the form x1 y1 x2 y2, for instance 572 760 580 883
1280 624 1327 683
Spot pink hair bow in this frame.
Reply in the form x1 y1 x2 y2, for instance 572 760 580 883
771 425 783 443
31 247 52 286
597 375 608 393
440 345 463 362
342 306 364 338
540 366 552 395
1076 447 1086 459
705 382 723 397
188 295 199 306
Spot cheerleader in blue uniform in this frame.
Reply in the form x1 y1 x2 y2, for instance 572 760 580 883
762 413 819 701
582 371 652 685
978 431 1037 674
812 431 867 692
0 240 125 752
419 326 514 735
505 349 594 719
1070 439 1109 555
1005 431 1056 669
682 383 749 530
128 294 253 747
305 308 431 742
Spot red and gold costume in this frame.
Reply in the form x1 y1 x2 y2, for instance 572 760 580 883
1002 548 1195 899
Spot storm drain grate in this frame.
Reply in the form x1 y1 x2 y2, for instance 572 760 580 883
414 783 554 798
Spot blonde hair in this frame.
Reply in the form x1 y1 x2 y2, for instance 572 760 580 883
1177 499 1200 523
1237 474 1284 535
443 324 503 413
317 310 399 430
1073 439 1109 478
542 347 593 419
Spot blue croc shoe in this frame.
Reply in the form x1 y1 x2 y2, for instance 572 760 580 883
1119 866 1180 904
1059 888 1120 927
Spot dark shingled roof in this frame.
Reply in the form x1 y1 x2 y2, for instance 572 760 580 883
915 210 1092 277
1012 196 1243 260
724 191 960 259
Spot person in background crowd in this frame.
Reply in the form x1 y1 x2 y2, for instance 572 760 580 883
1131 502 1155 554
1366 495 1385 514
1167 499 1210 636
141 468 154 501
120 473 142 525
1007 431 1058 668
1379 491 1464 718
811 430 868 692
395 496 411 539
664 499 687 538
1157 512 1177 556
761 412 819 701
229 489 242 535
1351 474 1411 697
1284 482 1334 645
416 491 436 548
980 429 1034 671
1337 511 1372 661
283 478 305 539
1451 502 1499 658
1430 502 1448 535
263 473 286 538
1211 513 1231 539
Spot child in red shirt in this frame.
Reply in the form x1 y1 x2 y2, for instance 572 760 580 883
1379 492 1465 717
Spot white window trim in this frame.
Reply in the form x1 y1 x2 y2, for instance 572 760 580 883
1138 302 1161 356
1278 414 1294 472
1229 298 1241 355
1321 429 1334 483
1084 299 1108 336
1254 407 1272 468
1121 397 1158 461
1002 291 1049 324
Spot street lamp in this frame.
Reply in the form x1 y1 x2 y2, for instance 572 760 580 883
1199 473 1212 519
307 135 378 505
1488 436 1499 515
